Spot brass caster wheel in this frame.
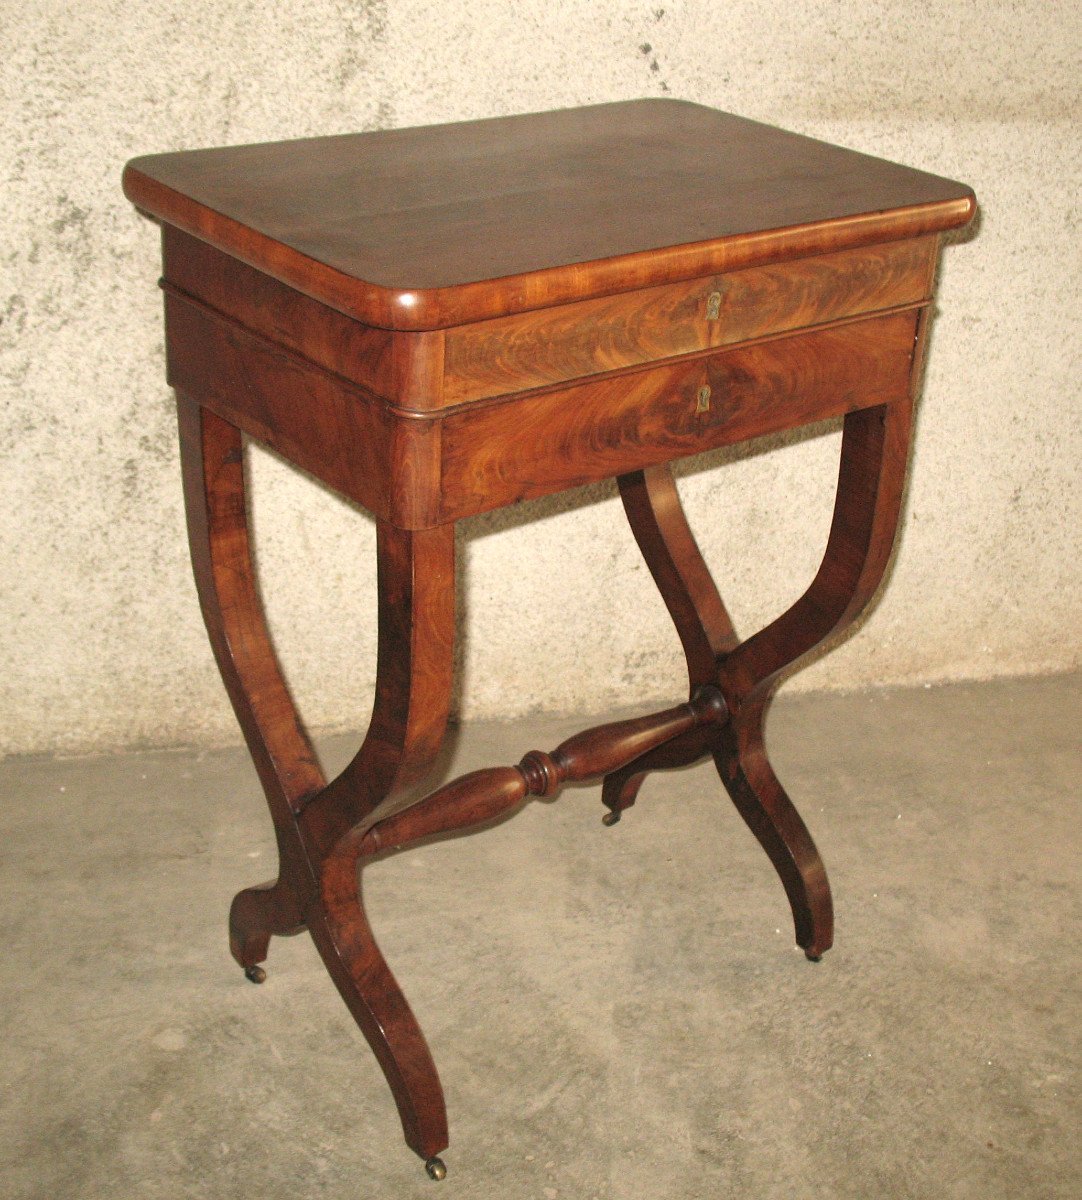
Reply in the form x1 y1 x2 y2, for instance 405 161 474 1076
244 964 267 984
804 951 822 963
425 1157 447 1181
601 809 621 827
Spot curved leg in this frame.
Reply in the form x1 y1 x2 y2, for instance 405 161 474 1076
610 393 916 959
311 871 449 1162
181 394 457 1164
716 395 916 956
602 465 739 816
312 690 725 1162
617 465 739 686
179 396 325 968
712 700 832 957
300 522 456 847
305 521 457 1164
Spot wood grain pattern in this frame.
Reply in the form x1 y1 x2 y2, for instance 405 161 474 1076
616 465 739 686
129 101 975 1173
179 393 457 1160
164 225 932 414
601 387 920 960
309 520 457 1164
438 309 922 520
599 464 740 823
357 688 727 856
178 397 320 967
301 521 457 842
712 392 917 959
124 99 974 329
442 237 935 405
164 274 923 529
163 226 445 408
164 288 441 528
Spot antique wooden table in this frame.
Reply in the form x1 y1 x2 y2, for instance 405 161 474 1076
123 99 975 1179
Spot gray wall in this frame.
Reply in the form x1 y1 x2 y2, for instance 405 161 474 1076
2 2 1079 756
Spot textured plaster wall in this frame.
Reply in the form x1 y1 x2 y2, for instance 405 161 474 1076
1 2 1079 756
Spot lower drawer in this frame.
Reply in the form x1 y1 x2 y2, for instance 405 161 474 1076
437 309 921 521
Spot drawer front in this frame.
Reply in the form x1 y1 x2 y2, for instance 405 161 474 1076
441 237 935 407
438 309 921 521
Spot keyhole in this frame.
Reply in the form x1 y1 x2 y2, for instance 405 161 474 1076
696 385 711 413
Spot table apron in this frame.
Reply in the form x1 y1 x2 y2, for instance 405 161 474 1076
436 307 923 521
163 288 441 528
165 288 923 528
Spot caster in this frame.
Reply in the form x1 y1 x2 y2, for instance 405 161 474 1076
425 1157 447 1181
244 964 267 984
601 809 621 827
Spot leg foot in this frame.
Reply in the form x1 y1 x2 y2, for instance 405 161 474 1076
805 952 822 963
315 836 450 1162
425 1157 447 1181
229 877 306 971
244 964 267 984
600 765 646 826
713 706 834 957
600 723 716 826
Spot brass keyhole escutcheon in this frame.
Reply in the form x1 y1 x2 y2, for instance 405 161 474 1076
696 384 711 413
705 290 723 320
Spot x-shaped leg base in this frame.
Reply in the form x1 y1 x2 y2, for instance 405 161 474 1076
178 381 914 1174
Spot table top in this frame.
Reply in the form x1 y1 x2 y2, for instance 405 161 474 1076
124 99 974 330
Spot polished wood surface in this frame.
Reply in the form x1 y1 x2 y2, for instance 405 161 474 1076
162 224 933 413
163 238 922 526
179 396 457 1160
359 688 726 855
125 99 973 328
438 309 920 519
127 103 975 1176
164 285 442 528
442 236 936 406
600 464 740 822
163 226 444 409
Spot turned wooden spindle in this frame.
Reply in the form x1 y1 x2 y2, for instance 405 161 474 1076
359 686 727 857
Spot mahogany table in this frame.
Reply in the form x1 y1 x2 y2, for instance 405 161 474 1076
123 99 975 1179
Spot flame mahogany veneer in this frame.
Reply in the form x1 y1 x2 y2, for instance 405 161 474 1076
124 99 975 1176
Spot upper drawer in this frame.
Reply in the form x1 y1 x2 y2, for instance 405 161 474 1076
440 237 936 408
163 227 935 414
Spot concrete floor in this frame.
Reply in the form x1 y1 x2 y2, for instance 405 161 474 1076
1 674 1079 1199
